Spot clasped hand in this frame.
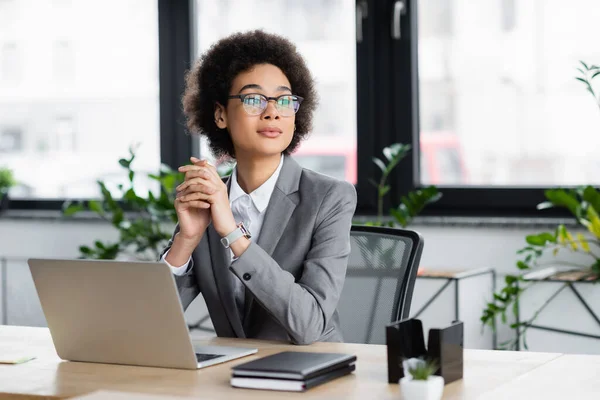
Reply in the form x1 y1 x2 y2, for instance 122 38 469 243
176 157 237 238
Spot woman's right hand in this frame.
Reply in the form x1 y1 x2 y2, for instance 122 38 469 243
174 158 213 241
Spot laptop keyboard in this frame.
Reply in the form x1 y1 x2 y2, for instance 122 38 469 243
195 353 223 362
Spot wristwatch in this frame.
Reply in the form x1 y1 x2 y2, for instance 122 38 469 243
220 222 252 248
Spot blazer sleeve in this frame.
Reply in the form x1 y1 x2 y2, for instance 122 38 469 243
229 180 357 345
159 224 201 310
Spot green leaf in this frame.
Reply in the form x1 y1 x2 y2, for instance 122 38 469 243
580 61 589 70
592 71 600 79
111 208 124 226
390 208 408 227
512 298 519 316
62 203 85 217
516 246 534 254
128 143 140 159
382 146 394 162
129 171 135 182
87 200 103 215
493 293 506 302
516 261 530 270
575 77 588 84
118 158 130 168
582 186 600 214
124 188 138 202
98 182 117 210
383 143 411 163
543 189 580 216
79 245 93 255
372 157 387 174
505 275 518 285
380 186 390 197
525 232 556 246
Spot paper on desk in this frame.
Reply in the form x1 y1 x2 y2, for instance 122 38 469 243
0 354 36 364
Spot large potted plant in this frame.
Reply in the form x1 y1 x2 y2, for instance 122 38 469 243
0 167 16 213
481 61 600 349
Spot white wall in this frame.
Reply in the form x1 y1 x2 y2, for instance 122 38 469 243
1 215 598 354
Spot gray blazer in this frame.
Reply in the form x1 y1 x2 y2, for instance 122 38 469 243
161 155 357 345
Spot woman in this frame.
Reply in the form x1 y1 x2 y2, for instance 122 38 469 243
161 30 356 345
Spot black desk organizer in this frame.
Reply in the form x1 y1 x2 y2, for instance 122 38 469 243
386 318 464 384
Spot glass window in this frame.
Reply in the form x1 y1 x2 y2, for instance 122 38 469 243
192 0 357 183
0 0 160 199
419 0 600 186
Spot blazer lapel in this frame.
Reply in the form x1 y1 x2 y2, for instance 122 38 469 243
243 156 302 329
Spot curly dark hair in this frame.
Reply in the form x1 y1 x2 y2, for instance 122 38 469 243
182 30 318 159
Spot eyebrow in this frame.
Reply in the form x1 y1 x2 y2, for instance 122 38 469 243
238 84 292 93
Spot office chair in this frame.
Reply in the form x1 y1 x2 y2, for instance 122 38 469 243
337 225 424 344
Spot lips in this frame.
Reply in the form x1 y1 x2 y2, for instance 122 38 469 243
257 127 282 138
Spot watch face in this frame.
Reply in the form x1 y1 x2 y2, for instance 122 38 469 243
238 223 252 238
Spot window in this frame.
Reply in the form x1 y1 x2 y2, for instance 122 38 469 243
1 42 21 83
191 0 357 183
0 0 160 200
52 41 75 83
501 0 517 32
418 0 600 187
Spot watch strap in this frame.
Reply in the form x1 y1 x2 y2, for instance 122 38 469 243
220 222 251 248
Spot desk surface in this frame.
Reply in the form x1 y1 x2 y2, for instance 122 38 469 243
0 326 597 400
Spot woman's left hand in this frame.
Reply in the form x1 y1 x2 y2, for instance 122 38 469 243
176 158 237 237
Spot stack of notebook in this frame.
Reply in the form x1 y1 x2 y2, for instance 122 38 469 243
231 351 357 392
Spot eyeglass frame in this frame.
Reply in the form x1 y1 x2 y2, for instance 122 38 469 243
227 93 304 116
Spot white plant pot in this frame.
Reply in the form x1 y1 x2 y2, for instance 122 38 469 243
400 375 444 400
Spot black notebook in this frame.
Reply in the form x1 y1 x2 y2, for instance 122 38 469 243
231 363 356 391
231 351 357 391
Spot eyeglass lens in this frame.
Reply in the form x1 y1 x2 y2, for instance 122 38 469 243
242 94 300 116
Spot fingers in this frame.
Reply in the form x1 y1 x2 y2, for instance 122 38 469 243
178 166 220 185
176 177 215 194
179 157 221 180
186 170 213 182
176 158 225 207
175 198 210 210
193 157 220 178
177 191 212 203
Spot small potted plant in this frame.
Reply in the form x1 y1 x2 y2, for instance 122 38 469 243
0 167 16 213
400 358 444 400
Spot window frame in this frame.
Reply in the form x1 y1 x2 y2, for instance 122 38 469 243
356 0 571 219
9 0 570 219
9 0 192 212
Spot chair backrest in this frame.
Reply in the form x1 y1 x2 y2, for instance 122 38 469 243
337 225 424 344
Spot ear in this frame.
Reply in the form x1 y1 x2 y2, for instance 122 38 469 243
214 103 227 129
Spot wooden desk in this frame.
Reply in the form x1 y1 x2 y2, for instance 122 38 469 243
0 326 594 399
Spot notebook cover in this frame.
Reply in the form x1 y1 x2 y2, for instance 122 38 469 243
231 351 356 380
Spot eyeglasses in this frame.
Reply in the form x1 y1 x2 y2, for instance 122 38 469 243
228 93 304 117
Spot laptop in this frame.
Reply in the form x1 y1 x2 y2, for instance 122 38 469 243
28 258 257 370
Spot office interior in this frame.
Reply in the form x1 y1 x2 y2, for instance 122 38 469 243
1 0 600 398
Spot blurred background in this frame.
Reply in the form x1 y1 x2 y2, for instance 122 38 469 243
2 0 600 199
1 0 600 355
